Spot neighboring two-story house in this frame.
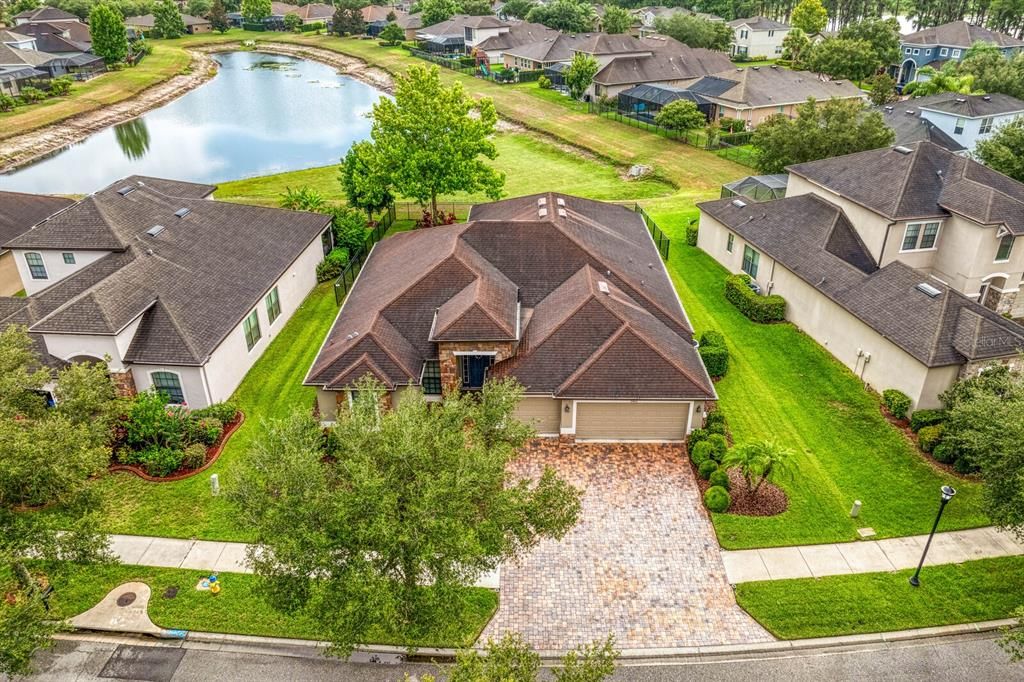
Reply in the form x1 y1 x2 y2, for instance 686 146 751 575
307 193 716 441
727 16 789 58
0 176 332 408
696 142 1024 409
895 20 1024 87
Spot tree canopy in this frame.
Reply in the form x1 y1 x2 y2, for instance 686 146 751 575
240 0 270 22
153 0 186 38
790 0 827 35
419 0 459 26
601 4 632 34
837 17 900 68
231 378 581 654
976 118 1024 184
565 52 599 100
654 13 732 51
499 0 535 20
526 0 595 33
209 0 229 31
654 99 707 131
807 37 879 82
781 27 811 67
904 64 981 97
378 21 405 45
340 140 393 218
751 97 894 173
435 633 618 682
88 2 129 64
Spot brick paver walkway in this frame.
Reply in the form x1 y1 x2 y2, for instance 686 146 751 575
481 441 772 650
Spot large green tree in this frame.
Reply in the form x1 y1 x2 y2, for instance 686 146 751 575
419 0 458 26
185 0 210 17
601 4 632 34
837 17 900 68
499 0 535 19
240 0 270 23
958 44 1024 100
976 119 1024 184
904 64 982 97
378 21 404 45
88 2 129 64
231 379 581 655
751 97 894 173
790 0 827 35
654 99 706 130
340 140 393 220
807 37 879 82
366 65 504 216
0 326 117 677
654 13 732 51
565 51 599 100
526 0 595 33
781 27 811 67
208 0 229 31
153 0 186 38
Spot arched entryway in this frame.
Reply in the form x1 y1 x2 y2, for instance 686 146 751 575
898 59 917 87
978 274 1010 312
66 354 106 365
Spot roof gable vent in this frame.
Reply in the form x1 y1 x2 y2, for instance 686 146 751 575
731 199 747 208
174 207 191 218
893 145 914 154
117 186 136 196
146 225 166 237
916 282 942 298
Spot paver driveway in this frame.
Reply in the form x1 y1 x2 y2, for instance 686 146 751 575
481 440 772 650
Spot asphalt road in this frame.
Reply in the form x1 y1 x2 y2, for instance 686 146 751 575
19 632 1024 681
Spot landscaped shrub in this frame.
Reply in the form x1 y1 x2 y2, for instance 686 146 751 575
192 401 238 424
698 458 718 480
910 408 947 432
687 427 709 448
719 117 746 133
0 93 16 111
48 76 73 96
19 86 45 104
699 344 729 378
685 224 699 246
537 75 552 89
704 485 731 512
182 443 208 470
881 389 912 420
953 455 978 474
185 417 223 446
690 440 715 465
917 423 944 453
136 446 185 477
316 248 348 282
709 467 730 490
704 410 726 433
125 389 187 451
706 433 728 461
700 330 726 348
725 274 786 322
932 441 957 464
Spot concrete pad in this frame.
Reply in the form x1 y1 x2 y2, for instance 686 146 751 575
836 541 895 573
179 542 227 570
720 551 770 583
989 528 1024 554
213 542 251 573
757 547 812 580
136 538 194 568
797 544 852 578
949 529 1014 561
70 582 162 636
107 535 153 565
875 535 926 570
923 535 971 566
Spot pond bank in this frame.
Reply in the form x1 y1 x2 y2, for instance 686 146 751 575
0 43 394 176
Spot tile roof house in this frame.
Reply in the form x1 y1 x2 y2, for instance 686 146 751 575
307 193 716 441
0 177 333 408
896 21 1024 86
697 142 1024 408
0 191 74 297
727 16 789 58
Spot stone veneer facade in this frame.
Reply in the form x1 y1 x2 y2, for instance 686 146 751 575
438 340 517 396
110 369 137 399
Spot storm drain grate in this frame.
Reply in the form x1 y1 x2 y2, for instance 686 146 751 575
99 645 185 682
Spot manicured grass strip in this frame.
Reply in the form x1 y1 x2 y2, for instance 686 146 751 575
31 562 496 648
45 282 340 541
735 556 1024 639
649 232 987 549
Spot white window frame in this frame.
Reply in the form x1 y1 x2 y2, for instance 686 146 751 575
24 252 48 280
952 48 961 58
741 244 760 278
905 47 912 55
149 370 187 405
900 221 941 253
912 48 920 55
940 47 948 56
980 117 994 134
265 286 281 325
726 232 734 253
995 235 1015 263
954 117 966 135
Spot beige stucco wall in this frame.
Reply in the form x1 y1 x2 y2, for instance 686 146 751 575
515 396 561 435
131 364 208 407
11 248 111 295
0 251 23 295
317 388 339 422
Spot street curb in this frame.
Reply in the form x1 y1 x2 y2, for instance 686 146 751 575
68 618 1017 662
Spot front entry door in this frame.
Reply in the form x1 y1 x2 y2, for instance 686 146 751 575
462 355 493 390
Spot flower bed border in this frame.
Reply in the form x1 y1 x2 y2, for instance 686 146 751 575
109 411 245 482
877 405 978 481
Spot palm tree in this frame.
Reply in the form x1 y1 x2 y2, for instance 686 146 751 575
721 440 794 495
905 65 982 97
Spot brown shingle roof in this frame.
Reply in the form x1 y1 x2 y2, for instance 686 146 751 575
689 67 865 108
0 191 73 251
594 42 732 86
901 20 1024 48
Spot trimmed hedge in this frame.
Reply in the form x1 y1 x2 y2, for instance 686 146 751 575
299 21 325 32
910 409 946 432
725 273 786 322
241 22 267 31
704 410 726 434
700 330 726 348
698 329 729 378
685 224 699 246
688 427 709 448
704 485 731 513
932 441 957 464
690 440 715 465
698 458 718 480
882 389 912 420
917 424 944 453
706 433 728 461
709 467 730 490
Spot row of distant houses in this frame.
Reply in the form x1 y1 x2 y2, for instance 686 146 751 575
1 7 104 96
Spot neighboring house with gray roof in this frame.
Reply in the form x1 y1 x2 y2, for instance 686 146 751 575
0 176 333 408
875 98 967 154
125 13 212 34
697 172 1024 409
896 21 1024 87
585 34 733 98
0 191 73 296
684 66 866 128
307 193 716 441
908 93 1024 153
728 16 789 58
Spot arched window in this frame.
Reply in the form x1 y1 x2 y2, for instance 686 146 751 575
151 371 185 405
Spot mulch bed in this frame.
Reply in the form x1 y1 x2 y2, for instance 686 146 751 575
878 405 978 480
689 457 788 517
109 411 245 482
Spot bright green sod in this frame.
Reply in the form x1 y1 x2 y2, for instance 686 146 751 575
26 562 496 647
736 556 1024 639
213 131 676 207
647 218 987 549
44 282 340 541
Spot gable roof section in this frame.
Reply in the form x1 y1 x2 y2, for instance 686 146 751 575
874 100 967 153
689 67 865 107
901 21 1024 48
728 16 789 30
14 7 79 21
0 191 73 249
916 92 1024 118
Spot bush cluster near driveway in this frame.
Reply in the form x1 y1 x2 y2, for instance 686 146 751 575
23 562 496 648
735 556 1024 639
651 221 987 549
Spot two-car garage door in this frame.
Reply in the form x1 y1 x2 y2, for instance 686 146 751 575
575 402 690 441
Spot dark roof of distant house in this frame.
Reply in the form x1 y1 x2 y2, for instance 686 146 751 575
573 32 651 55
270 2 301 16
594 42 732 85
687 67 865 107
787 141 1024 234
902 20 1024 48
0 29 33 43
501 31 578 62
0 177 331 366
295 3 334 20
361 5 404 22
125 13 210 28
476 22 559 54
395 12 422 30
0 42 53 66
15 20 92 46
0 191 74 252
874 99 966 153
916 92 1024 118
618 82 707 106
418 14 507 36
306 193 715 401
699 193 1024 367
727 16 789 30
13 7 79 21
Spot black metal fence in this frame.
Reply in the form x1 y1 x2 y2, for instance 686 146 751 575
407 48 544 84
333 203 396 305
392 201 474 220
635 205 670 260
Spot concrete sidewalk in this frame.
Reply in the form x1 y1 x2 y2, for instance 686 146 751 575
721 527 1024 583
106 534 501 589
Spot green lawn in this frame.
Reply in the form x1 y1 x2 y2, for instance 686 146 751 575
736 556 1024 639
29 562 496 647
650 227 987 549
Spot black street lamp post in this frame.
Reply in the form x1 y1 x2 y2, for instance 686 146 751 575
909 485 956 587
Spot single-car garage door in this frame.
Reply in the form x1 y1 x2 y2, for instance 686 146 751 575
515 397 562 435
575 402 690 441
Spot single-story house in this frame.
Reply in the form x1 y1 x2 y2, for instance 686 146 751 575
697 191 1024 410
293 3 334 24
125 13 212 35
502 33 577 70
12 6 81 27
0 191 74 296
394 12 423 40
0 176 333 408
12 21 91 54
728 16 789 58
685 66 866 128
587 35 733 99
306 193 716 441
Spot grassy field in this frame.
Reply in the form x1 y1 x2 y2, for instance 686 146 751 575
28 562 496 647
0 44 193 141
736 556 1024 639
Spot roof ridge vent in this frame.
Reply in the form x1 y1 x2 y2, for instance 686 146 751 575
916 282 942 298
174 207 191 218
556 197 565 206
557 208 567 217
983 95 991 101
146 225 165 237
955 97 966 103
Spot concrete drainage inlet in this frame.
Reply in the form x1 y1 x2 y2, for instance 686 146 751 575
116 592 137 607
